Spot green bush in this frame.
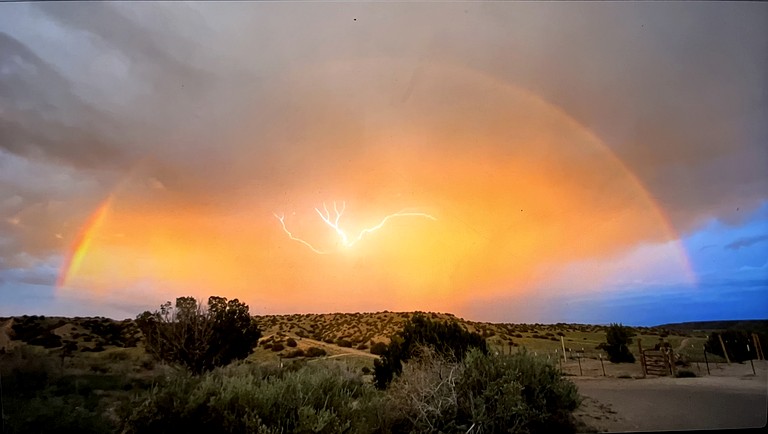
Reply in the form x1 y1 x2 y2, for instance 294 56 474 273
374 314 487 389
136 296 262 374
336 339 352 348
598 323 636 363
283 349 305 359
384 347 580 433
120 362 383 434
370 342 387 355
120 352 581 434
4 395 112 434
305 347 327 358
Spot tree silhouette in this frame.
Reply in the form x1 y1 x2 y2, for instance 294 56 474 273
374 314 487 389
597 323 635 363
136 296 261 374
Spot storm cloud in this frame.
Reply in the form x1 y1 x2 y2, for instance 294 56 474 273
1 2 766 319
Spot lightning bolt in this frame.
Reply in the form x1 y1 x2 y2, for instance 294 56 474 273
274 201 436 253
315 201 351 246
274 213 330 254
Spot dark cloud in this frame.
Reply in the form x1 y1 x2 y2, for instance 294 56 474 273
0 32 132 170
2 3 763 230
0 2 766 317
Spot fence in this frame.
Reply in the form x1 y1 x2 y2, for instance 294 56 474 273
496 339 765 378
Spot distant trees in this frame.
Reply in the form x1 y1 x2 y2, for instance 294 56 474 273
598 323 636 363
373 314 487 389
705 330 763 363
136 296 261 374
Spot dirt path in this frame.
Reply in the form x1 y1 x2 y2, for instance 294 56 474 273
299 338 379 359
572 361 768 432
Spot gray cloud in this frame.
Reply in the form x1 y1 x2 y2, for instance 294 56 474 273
725 234 768 251
0 3 766 309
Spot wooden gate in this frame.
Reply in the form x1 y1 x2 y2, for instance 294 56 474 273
642 350 674 376
638 339 676 377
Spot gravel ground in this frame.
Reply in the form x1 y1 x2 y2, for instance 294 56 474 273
571 360 768 432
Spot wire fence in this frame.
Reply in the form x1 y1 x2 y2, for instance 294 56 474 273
490 344 764 378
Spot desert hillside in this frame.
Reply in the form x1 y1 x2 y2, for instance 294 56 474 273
0 311 712 363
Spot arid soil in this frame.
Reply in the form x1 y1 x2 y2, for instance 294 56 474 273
572 360 768 432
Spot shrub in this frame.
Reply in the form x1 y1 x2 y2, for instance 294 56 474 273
286 338 297 347
336 339 353 348
598 323 636 363
356 343 369 350
29 332 63 349
119 362 382 434
384 347 580 433
305 347 327 358
283 349 305 359
374 314 487 389
271 343 285 352
370 342 387 356
675 370 697 378
136 296 261 374
5 395 112 434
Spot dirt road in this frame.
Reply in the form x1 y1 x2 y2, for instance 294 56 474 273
573 362 768 432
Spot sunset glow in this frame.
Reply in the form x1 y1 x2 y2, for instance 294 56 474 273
275 202 437 254
51 63 696 316
2 2 765 324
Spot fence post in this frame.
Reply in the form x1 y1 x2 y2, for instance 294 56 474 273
703 350 710 375
718 334 731 364
599 353 606 376
561 336 567 362
668 349 676 376
752 333 765 360
638 338 646 378
577 355 583 376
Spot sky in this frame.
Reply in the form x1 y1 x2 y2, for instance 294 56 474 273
0 2 766 326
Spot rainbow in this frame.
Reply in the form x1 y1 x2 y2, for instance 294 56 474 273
55 64 698 293
467 68 698 286
57 195 113 289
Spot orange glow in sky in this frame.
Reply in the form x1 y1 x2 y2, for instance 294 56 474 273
56 63 695 316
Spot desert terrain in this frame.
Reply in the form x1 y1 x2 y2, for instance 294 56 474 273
572 359 767 432
1 313 765 433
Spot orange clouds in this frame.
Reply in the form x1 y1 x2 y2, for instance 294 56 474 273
57 62 693 315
